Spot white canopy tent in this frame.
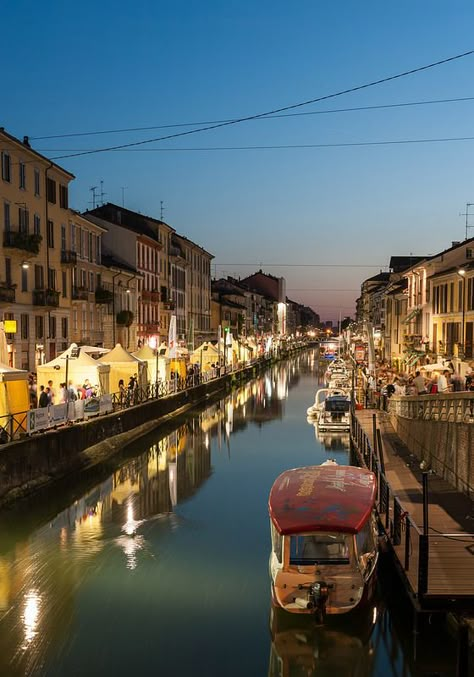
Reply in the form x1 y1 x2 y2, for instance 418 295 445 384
100 344 147 389
132 344 166 383
37 345 111 394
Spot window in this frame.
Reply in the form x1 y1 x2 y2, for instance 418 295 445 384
34 214 41 235
48 268 56 290
46 177 56 203
61 224 66 251
20 314 29 340
61 317 68 338
1 153 11 182
35 316 44 340
34 169 41 196
88 232 93 262
19 207 29 234
70 223 76 251
47 220 54 248
19 162 26 189
59 184 68 209
49 316 56 339
89 271 94 291
3 202 10 231
62 271 67 298
34 265 44 289
289 533 350 566
467 248 473 259
21 268 28 292
5 258 11 286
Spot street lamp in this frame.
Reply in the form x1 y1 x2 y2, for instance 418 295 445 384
457 269 466 359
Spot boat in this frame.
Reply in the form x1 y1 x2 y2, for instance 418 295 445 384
268 464 379 622
317 391 351 432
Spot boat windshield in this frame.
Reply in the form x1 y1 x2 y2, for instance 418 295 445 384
325 399 350 413
289 533 350 566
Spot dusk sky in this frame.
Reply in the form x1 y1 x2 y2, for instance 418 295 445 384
3 1 474 322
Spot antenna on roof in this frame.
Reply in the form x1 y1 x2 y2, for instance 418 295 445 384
160 200 165 221
460 202 474 240
99 179 107 206
89 186 98 209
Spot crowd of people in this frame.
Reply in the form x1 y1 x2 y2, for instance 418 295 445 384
28 375 98 409
362 364 474 408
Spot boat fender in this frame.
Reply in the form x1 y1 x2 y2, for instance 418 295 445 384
294 597 312 609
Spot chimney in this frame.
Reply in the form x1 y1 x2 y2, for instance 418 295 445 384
23 136 30 147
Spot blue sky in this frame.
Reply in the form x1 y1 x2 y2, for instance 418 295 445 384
3 1 474 321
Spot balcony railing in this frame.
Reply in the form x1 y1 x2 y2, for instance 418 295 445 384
72 330 104 345
142 290 160 303
138 323 160 335
33 289 60 307
162 301 175 311
60 249 77 265
95 286 114 304
0 284 15 304
4 231 42 255
72 286 90 301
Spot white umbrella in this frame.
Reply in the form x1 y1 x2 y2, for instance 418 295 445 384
422 363 452 372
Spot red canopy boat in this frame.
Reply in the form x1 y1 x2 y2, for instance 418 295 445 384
268 464 378 620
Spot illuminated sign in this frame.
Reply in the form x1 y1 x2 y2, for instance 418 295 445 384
3 320 16 334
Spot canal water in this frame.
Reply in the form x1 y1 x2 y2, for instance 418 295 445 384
0 351 460 676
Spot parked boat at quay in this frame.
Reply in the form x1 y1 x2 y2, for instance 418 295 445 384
268 463 379 623
307 387 351 432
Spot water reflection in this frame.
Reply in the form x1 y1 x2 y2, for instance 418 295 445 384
0 353 459 676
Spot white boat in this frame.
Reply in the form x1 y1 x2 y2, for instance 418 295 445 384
317 390 351 431
268 463 379 622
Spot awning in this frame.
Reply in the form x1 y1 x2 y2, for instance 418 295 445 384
403 307 421 324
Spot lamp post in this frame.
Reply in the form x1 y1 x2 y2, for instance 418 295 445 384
457 269 466 359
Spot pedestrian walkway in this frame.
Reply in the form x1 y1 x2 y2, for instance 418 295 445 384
354 409 474 606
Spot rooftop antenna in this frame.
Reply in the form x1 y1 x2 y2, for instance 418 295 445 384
121 186 127 207
460 202 474 240
89 186 98 209
99 179 107 206
160 200 165 221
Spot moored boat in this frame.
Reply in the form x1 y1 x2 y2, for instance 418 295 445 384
268 464 378 622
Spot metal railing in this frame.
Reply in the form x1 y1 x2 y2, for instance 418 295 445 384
351 412 474 600
389 392 474 423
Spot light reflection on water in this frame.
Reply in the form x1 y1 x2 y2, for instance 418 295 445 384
0 352 459 676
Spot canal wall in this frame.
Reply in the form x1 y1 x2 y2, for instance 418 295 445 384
0 362 267 506
388 407 474 498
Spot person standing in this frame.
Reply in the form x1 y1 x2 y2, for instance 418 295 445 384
38 386 49 407
47 380 55 404
413 371 427 395
437 370 450 393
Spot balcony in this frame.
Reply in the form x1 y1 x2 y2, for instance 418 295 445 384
60 249 77 265
138 322 160 335
142 289 160 303
4 231 42 255
72 286 90 301
95 286 114 304
33 289 60 307
73 330 104 345
0 283 15 304
162 301 175 311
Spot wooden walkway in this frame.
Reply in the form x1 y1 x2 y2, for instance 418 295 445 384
353 409 474 610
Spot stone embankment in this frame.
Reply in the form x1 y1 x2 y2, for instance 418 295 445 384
389 393 474 498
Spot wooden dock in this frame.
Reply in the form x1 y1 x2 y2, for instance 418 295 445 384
352 409 474 611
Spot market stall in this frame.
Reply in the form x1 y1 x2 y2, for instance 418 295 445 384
100 343 147 390
37 345 110 395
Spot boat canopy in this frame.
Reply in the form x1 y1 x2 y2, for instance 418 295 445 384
324 397 351 413
269 465 376 536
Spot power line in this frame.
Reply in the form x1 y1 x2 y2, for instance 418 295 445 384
29 95 474 140
47 49 474 160
215 263 384 267
35 134 474 153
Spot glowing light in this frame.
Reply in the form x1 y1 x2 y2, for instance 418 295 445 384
22 590 40 646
